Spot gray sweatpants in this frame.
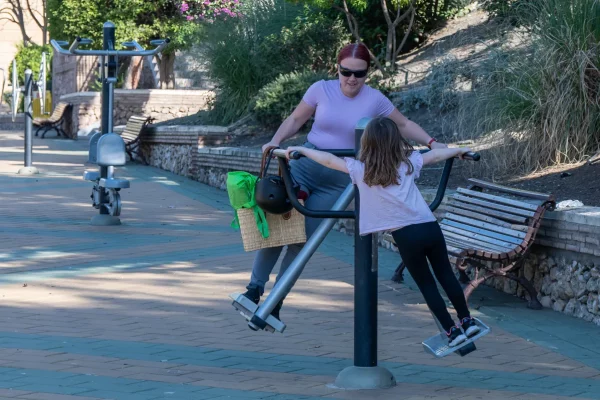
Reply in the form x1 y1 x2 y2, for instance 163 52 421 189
247 143 351 294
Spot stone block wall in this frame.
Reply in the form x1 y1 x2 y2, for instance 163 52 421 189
52 53 98 111
0 114 24 131
139 125 231 177
58 90 214 138
138 140 600 326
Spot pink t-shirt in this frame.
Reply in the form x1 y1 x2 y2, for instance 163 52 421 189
344 152 437 235
302 80 395 149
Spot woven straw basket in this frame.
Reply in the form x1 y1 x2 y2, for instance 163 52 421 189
237 206 306 252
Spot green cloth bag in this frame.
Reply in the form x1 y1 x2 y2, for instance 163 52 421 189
226 171 269 238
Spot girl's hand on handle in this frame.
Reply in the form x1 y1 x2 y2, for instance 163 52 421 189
458 148 473 160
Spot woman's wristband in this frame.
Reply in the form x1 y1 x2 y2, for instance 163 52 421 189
427 138 437 148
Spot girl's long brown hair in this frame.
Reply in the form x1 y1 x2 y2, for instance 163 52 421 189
359 117 415 187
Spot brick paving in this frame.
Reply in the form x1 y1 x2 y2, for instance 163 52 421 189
0 129 599 400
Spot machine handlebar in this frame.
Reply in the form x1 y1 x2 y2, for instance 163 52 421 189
270 147 481 215
272 148 480 162
51 38 170 57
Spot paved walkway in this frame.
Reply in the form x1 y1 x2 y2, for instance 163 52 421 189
0 129 599 400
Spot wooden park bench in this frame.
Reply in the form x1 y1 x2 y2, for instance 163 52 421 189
34 102 72 138
388 179 555 310
118 115 152 164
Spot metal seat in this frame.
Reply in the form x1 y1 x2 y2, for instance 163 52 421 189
96 133 127 167
99 178 130 189
83 171 100 181
88 132 102 164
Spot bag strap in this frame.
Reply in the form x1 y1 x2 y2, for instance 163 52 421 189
260 146 284 178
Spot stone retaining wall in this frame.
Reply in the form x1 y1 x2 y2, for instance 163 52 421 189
58 90 214 138
0 114 24 131
138 138 600 326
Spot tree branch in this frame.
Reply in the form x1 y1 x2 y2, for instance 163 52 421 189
0 15 18 23
332 2 385 73
380 0 393 27
0 6 16 14
392 0 416 28
26 0 43 30
394 6 416 59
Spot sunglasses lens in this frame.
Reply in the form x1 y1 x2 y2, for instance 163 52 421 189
340 68 367 78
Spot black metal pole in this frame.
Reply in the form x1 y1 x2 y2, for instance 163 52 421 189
99 21 116 215
353 124 377 367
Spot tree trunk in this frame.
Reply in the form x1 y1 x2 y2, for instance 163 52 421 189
159 53 175 89
12 0 31 45
386 26 394 67
122 56 144 89
42 17 47 45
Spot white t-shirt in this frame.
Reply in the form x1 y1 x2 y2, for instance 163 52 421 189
344 151 437 235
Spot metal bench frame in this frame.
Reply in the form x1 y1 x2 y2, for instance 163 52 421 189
391 178 555 309
34 102 72 138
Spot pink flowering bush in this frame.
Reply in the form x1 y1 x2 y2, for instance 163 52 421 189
179 0 241 21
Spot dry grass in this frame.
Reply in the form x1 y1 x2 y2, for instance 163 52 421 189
403 0 600 179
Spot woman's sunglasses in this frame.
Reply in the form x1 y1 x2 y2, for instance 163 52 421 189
339 66 368 78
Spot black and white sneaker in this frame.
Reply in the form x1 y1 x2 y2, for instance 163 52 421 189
446 326 467 347
242 287 261 304
461 317 481 338
272 300 283 320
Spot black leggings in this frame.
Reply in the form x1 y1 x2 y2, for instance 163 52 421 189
392 221 470 332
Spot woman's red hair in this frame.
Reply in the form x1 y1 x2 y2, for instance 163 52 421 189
337 43 371 67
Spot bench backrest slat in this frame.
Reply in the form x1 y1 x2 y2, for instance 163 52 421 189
444 233 508 253
119 116 150 143
443 213 526 239
468 178 554 202
452 194 536 218
457 188 540 211
46 102 69 122
441 219 523 245
447 200 528 224
442 205 514 228
440 223 517 251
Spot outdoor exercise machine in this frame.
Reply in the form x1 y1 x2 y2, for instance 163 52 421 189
51 22 169 226
230 118 489 389
10 59 39 176
36 52 48 117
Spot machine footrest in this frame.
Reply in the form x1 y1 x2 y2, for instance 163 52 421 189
229 293 286 333
99 177 130 189
422 318 490 358
84 171 100 181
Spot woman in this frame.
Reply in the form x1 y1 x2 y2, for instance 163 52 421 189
242 43 447 320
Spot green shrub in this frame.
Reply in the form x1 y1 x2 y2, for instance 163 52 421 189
202 0 304 124
252 70 330 128
203 2 348 125
10 43 53 86
259 10 349 77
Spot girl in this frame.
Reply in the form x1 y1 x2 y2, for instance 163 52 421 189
285 117 480 347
